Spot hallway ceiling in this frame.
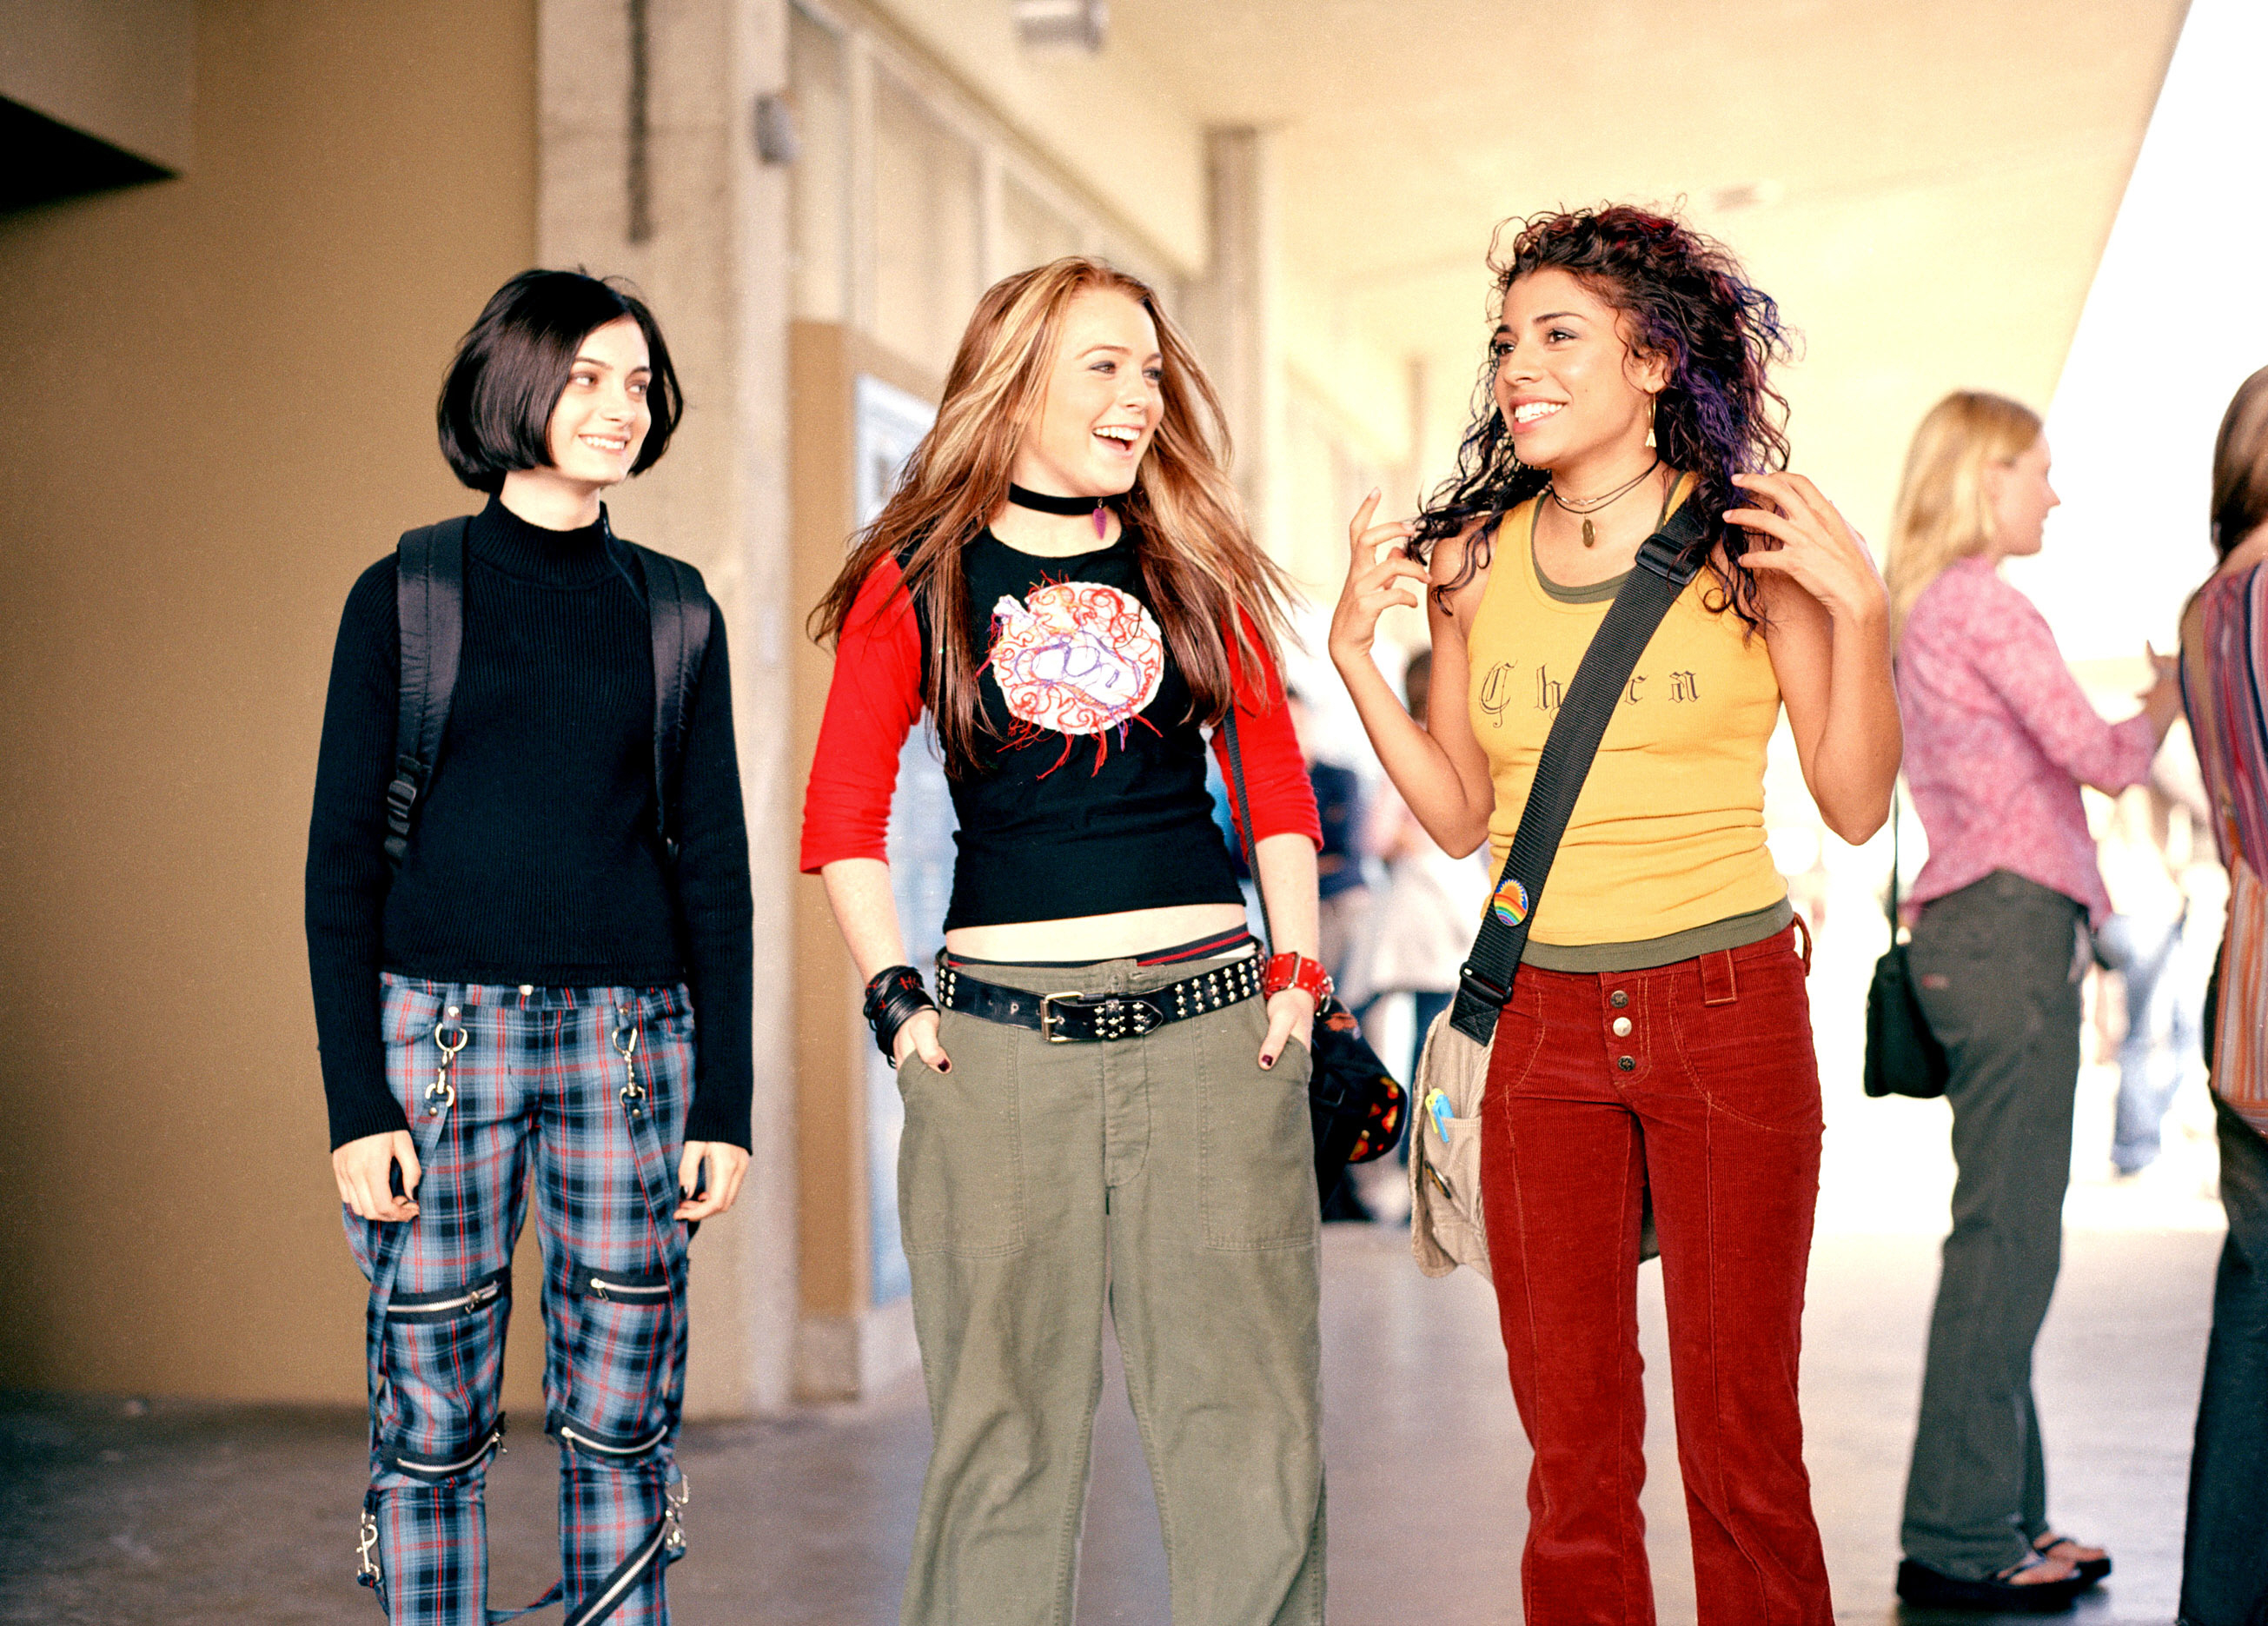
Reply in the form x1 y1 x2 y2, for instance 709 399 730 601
1112 0 2190 530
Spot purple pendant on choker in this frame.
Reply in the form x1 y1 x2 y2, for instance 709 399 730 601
1008 482 1111 539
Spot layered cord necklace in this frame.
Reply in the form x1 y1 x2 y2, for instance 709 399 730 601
1008 482 1113 540
1545 458 1662 548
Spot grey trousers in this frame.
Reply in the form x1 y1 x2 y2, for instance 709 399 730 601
895 952 1327 1626
1900 871 2087 1578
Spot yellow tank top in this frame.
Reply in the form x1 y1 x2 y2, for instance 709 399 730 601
1466 494 1786 959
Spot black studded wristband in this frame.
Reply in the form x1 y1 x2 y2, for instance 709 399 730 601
862 965 937 1060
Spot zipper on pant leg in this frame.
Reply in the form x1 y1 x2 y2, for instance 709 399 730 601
551 1417 671 1459
384 1415 507 1481
582 1264 669 1304
385 1264 510 1323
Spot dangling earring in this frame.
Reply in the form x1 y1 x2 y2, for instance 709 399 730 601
1643 395 1658 450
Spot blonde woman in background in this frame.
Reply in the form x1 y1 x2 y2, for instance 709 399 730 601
2174 365 2268 1626
1887 391 2183 1611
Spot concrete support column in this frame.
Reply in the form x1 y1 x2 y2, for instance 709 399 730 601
537 0 798 1418
1187 126 1284 559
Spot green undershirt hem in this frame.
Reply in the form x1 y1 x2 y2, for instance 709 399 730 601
1522 895 1794 973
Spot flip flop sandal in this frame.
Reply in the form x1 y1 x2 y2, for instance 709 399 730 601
2033 1532 2112 1587
1895 1552 2087 1613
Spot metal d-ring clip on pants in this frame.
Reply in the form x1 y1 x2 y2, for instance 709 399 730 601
345 977 696 1625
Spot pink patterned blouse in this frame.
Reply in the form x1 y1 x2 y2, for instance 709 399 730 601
1897 556 2158 926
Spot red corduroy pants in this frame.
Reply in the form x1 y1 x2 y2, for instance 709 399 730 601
1479 922 1833 1625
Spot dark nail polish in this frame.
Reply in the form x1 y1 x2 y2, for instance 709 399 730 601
938 1060 952 1072
1262 1054 1276 1068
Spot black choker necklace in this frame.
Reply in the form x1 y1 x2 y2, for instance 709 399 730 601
1009 483 1113 539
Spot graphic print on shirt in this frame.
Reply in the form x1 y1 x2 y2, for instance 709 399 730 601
1473 659 1703 725
989 579 1166 775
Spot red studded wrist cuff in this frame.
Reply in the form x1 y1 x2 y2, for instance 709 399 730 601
1263 952 1332 1005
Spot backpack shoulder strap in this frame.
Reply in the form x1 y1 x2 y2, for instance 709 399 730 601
386 516 470 868
1449 499 1708 1042
622 540 713 854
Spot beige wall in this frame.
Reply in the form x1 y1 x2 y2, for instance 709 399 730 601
0 0 537 1401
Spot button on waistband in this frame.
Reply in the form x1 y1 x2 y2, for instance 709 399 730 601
1609 990 1629 1008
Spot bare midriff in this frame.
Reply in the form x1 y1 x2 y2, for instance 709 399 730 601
944 900 1250 965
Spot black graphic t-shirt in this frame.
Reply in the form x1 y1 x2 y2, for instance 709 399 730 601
798 526 1321 930
938 528 1241 927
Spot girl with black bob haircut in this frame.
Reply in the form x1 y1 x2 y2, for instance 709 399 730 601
1332 206 1900 1622
307 268 751 1626
438 268 683 490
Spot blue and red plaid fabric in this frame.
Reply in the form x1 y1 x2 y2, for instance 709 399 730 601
345 976 694 1625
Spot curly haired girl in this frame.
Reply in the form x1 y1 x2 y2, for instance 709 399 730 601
1331 205 1900 1623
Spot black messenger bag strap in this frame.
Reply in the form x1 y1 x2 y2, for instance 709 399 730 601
386 516 470 869
1449 501 1707 1043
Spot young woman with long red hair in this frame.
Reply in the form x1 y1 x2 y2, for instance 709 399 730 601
801 257 1326 1626
1331 207 1900 1623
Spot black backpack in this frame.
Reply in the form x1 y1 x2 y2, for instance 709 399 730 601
382 514 713 869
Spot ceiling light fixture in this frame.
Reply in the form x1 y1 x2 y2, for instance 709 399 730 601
1011 0 1109 53
1708 180 1785 213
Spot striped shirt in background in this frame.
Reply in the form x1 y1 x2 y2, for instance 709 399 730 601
2182 560 2268 1132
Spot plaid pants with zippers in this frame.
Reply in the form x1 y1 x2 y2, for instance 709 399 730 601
343 975 695 1626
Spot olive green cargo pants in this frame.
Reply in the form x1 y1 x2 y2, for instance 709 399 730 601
895 952 1327 1626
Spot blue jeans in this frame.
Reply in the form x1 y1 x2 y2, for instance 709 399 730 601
2178 1092 2268 1626
2099 911 2203 1173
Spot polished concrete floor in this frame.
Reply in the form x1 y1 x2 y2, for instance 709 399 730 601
1 922 2234 1623
0 1221 2223 1625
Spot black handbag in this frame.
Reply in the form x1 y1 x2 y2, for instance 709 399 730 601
1863 797 1950 1098
1221 711 1407 1200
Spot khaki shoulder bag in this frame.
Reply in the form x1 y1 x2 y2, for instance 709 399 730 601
1409 505 1705 1278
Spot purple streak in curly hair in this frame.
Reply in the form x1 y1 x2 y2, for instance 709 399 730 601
1411 204 1795 635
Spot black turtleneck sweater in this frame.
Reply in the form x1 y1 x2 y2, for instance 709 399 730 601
305 497 753 1150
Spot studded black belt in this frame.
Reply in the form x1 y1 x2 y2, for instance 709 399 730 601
934 953 1263 1043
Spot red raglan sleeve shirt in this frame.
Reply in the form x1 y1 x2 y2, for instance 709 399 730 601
800 561 1317 874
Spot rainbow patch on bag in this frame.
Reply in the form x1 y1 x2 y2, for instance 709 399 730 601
1490 874 1529 927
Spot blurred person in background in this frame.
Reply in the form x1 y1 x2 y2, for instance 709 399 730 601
1885 389 2181 1610
803 258 1327 1626
2174 364 2268 1626
1342 650 1489 1092
2094 777 2212 1178
1332 204 1898 1625
307 271 752 1626
1287 686 1377 1220
1287 687 1372 987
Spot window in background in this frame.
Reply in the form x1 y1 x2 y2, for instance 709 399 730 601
1283 382 1389 597
787 3 850 322
998 173 1083 277
1096 234 1183 315
871 68 981 375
